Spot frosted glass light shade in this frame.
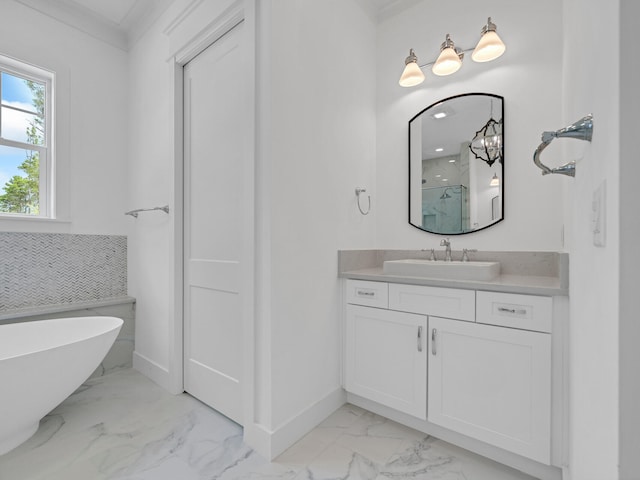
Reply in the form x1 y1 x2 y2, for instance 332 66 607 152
472 30 506 62
399 60 425 87
432 47 462 76
490 173 500 186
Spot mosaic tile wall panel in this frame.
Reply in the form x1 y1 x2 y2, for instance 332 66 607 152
0 233 127 311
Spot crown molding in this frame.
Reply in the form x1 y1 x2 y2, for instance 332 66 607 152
14 0 172 51
122 0 173 48
15 0 128 50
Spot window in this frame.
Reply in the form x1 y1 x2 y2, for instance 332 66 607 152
0 55 53 218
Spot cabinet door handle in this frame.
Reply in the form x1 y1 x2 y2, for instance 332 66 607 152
498 306 527 315
356 289 375 297
431 328 437 356
417 326 423 352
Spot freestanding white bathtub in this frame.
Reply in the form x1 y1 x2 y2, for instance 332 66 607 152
0 316 123 455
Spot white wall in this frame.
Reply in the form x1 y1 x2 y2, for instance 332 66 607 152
619 2 640 477
126 7 175 389
0 1 129 236
562 0 640 478
562 1 620 479
126 0 377 458
376 0 564 251
260 0 377 436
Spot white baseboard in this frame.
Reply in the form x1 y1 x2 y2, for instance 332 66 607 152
133 351 172 392
245 387 346 460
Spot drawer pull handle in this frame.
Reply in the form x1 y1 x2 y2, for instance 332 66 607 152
498 306 527 315
417 326 423 352
431 328 437 356
356 290 375 297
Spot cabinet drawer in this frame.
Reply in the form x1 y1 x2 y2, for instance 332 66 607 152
476 291 552 333
345 280 388 308
389 283 475 321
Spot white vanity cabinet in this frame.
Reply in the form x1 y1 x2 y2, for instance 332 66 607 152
343 279 555 466
344 280 427 419
428 315 551 464
345 304 427 419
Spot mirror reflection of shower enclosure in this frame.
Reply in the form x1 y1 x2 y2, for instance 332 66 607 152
409 93 504 235
422 185 469 233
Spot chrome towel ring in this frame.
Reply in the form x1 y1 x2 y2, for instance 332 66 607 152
355 187 371 216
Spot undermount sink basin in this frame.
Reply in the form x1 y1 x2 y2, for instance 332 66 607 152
382 259 500 281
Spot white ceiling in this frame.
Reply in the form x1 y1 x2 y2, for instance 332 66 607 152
372 0 422 20
15 0 414 51
67 0 140 25
68 0 409 24
15 0 172 51
371 0 398 9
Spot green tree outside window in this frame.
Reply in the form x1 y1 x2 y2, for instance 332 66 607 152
0 80 45 214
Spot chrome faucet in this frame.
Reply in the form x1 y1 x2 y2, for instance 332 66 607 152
440 238 452 262
421 248 437 260
461 248 478 262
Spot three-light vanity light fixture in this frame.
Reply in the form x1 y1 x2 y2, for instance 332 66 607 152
399 17 506 87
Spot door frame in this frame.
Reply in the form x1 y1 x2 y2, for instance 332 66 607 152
167 0 256 429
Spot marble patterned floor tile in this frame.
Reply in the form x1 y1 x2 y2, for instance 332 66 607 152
274 426 344 467
0 369 539 480
274 404 372 467
217 452 300 480
292 443 378 480
316 404 367 430
0 369 260 480
289 408 538 480
422 440 539 480
334 432 405 465
344 410 427 443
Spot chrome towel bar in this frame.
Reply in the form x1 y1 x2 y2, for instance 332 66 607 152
533 114 593 177
125 205 170 218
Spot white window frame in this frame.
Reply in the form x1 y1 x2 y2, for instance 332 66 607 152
0 54 54 219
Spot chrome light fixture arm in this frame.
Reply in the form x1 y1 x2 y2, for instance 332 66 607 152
533 114 593 177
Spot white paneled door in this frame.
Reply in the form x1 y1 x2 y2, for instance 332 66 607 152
183 21 246 425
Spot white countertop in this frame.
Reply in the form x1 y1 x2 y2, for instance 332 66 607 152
340 267 567 296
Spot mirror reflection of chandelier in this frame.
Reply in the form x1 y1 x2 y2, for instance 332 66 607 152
470 117 502 166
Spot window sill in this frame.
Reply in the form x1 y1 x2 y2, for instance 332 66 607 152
0 215 70 223
0 215 72 233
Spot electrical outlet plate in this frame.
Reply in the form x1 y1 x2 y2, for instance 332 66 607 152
592 180 606 247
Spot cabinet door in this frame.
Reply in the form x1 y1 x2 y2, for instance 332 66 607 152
346 305 427 419
428 316 551 464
